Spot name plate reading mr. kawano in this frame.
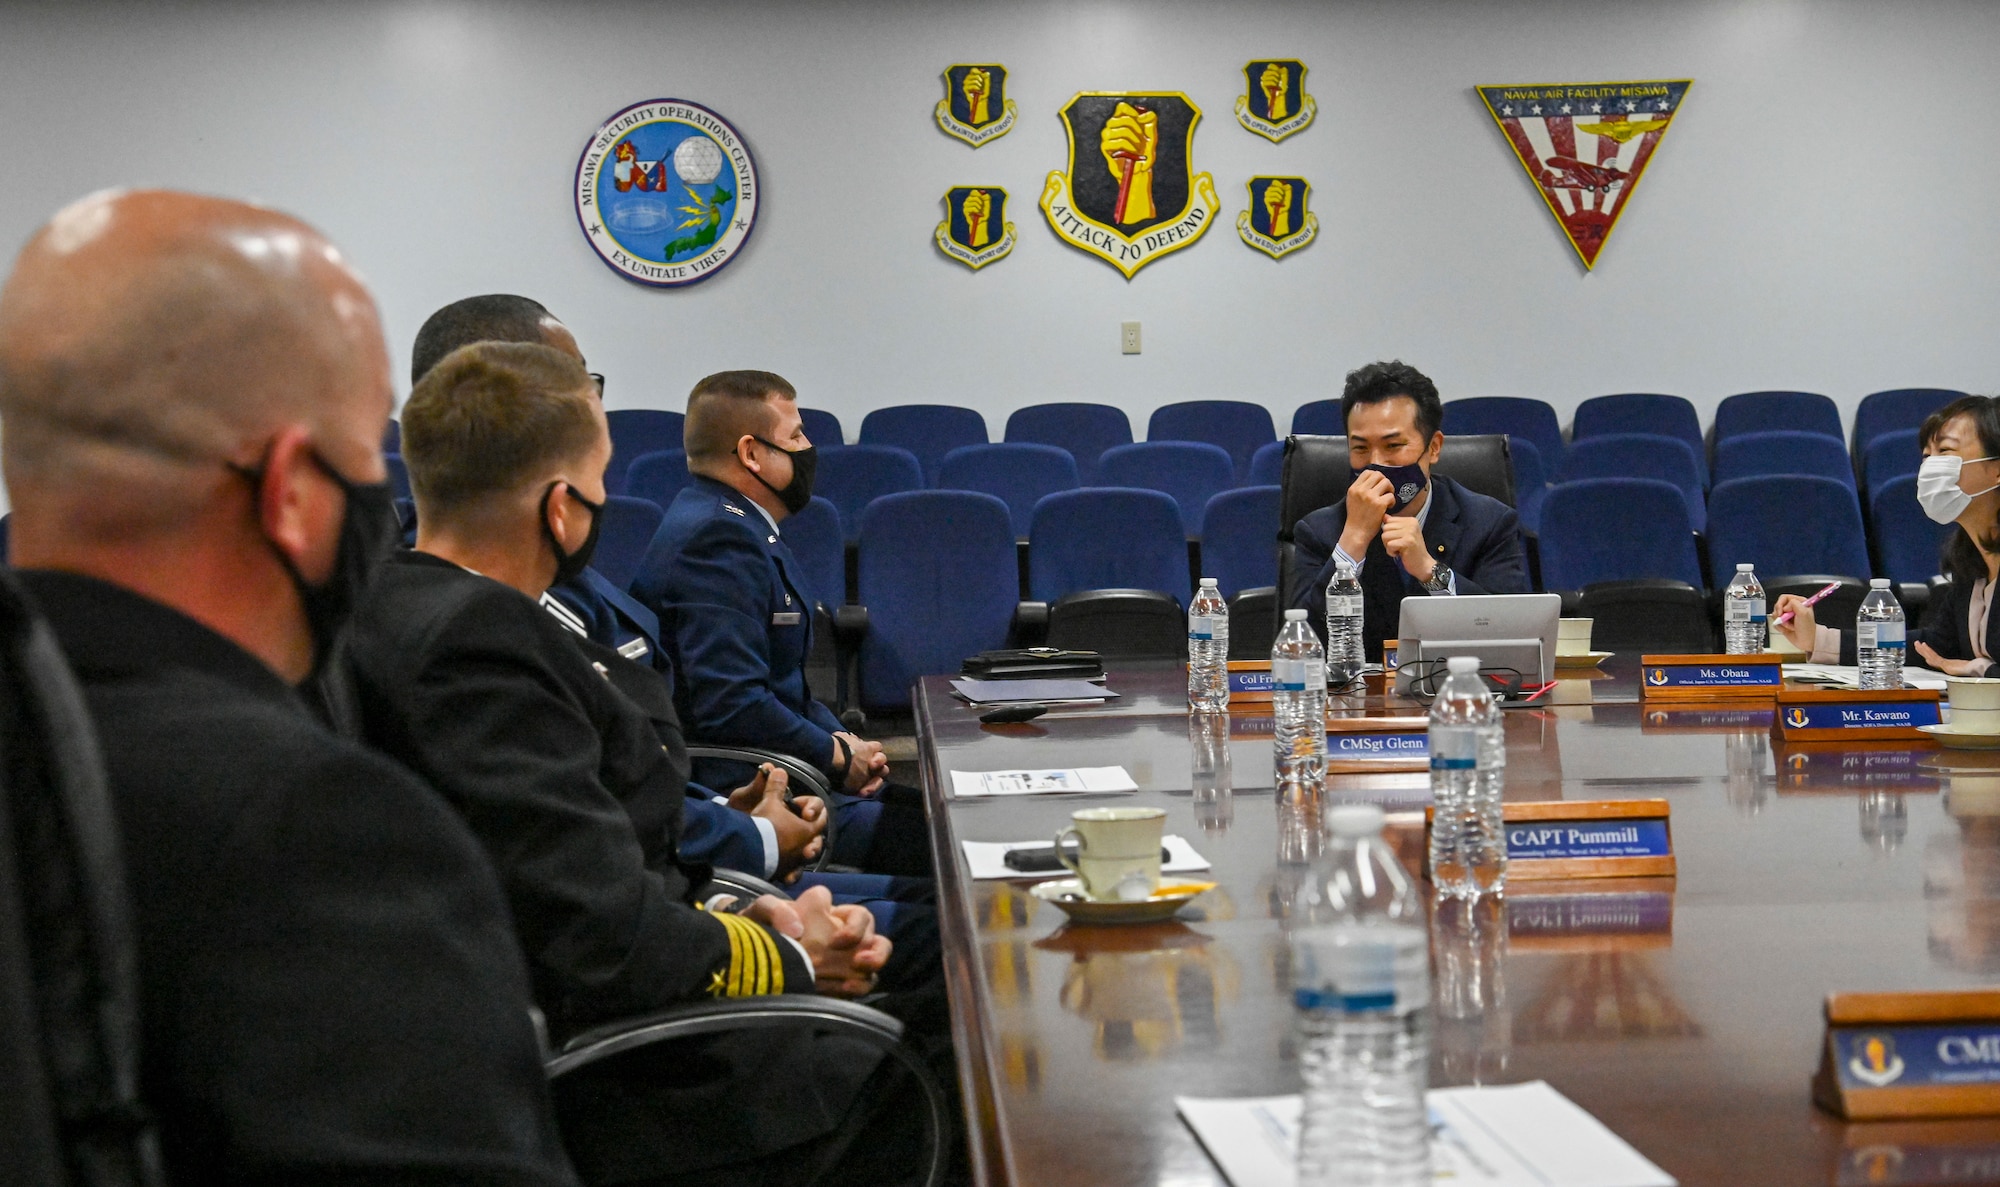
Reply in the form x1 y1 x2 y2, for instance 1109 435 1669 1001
1816 991 2000 1120
1426 798 1674 881
1776 687 1943 742
1640 653 1782 700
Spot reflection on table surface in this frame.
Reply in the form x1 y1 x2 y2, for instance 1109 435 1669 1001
919 658 2000 1187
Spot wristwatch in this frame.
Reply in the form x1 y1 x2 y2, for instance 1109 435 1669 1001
1423 564 1454 594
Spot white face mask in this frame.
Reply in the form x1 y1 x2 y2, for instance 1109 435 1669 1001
1916 454 2000 524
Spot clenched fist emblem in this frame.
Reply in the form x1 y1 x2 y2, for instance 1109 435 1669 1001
962 189 992 248
1264 180 1292 238
1261 63 1289 121
1099 101 1160 225
962 68 991 125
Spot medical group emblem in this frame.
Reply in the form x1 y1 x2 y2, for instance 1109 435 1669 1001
1235 60 1316 142
1039 91 1220 279
573 99 758 287
936 65 1018 147
936 187 1016 271
1237 177 1317 260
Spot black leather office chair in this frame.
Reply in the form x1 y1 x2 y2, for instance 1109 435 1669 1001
1045 589 1187 660
1276 434 1517 609
1227 587 1279 660
1576 579 1716 653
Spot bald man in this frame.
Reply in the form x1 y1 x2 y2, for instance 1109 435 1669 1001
0 190 573 1185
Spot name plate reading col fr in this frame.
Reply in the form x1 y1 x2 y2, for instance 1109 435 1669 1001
1226 660 1277 704
1775 687 1943 743
1425 799 1674 881
1639 653 1782 700
1816 991 2000 1120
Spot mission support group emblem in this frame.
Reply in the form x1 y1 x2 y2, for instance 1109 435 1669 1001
935 186 1016 270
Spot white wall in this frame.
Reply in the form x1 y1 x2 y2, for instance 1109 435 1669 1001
2 0 1997 443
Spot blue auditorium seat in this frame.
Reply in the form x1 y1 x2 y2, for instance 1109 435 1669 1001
1098 441 1235 537
856 491 1020 712
799 407 844 447
1713 391 1842 443
1004 403 1133 485
1248 440 1286 487
383 419 401 453
604 409 685 494
1713 431 1854 487
621 448 693 511
384 453 411 501
1199 486 1281 598
1573 393 1706 484
1554 433 1707 531
937 443 1079 539
593 496 665 591
781 495 847 610
1147 400 1277 482
1854 388 1965 456
1537 478 1702 591
1442 397 1565 472
816 444 924 542
1029 488 1190 605
859 404 988 486
1871 475 1951 585
1507 437 1549 534
1705 475 1870 587
1862 429 1923 497
1290 399 1343 437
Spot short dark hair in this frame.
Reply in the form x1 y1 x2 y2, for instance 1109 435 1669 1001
402 342 600 518
685 369 797 461
410 294 553 385
1921 394 2000 587
1340 360 1442 440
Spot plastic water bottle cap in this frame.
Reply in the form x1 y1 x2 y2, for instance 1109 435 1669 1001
1327 803 1387 838
1446 655 1480 674
1737 563 1755 572
1284 608 1308 621
1870 578 1890 588
1200 577 1219 587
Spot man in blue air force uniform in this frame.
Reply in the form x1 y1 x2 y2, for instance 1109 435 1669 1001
1287 360 1531 660
635 370 933 878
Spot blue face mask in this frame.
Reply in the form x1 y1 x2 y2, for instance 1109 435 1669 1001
1361 461 1429 512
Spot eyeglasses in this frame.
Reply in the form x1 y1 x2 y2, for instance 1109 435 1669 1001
589 372 606 398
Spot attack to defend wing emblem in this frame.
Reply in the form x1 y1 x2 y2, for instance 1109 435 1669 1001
573 98 758 287
1235 60 1316 142
1039 91 1220 279
1237 177 1317 260
935 186 1016 271
935 64 1018 147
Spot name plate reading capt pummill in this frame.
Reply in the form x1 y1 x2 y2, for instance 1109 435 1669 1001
1424 798 1674 881
1815 991 2000 1120
1775 687 1943 742
1639 653 1782 700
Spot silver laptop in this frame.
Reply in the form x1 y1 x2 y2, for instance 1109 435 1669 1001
1395 593 1562 694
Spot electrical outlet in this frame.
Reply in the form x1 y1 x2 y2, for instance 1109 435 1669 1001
1121 321 1141 354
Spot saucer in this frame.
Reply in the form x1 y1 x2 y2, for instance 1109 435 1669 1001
1031 878 1217 925
1555 651 1613 669
1919 723 2000 750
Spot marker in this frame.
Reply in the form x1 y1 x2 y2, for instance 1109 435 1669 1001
1772 581 1843 628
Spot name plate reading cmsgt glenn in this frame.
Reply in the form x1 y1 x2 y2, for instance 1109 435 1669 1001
1776 688 1943 743
1816 991 2000 1120
1425 798 1673 881
1640 652 1783 700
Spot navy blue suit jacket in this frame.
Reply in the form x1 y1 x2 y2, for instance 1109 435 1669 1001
1287 473 1531 658
633 476 844 787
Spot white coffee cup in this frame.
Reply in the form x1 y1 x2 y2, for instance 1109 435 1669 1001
1055 806 1166 901
1557 618 1594 656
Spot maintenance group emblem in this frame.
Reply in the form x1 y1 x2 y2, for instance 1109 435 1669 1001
1236 60 1316 142
1039 91 1219 278
936 186 1016 270
573 99 758 287
1237 176 1317 260
936 64 1018 147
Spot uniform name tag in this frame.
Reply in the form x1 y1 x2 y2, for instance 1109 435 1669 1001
772 612 802 626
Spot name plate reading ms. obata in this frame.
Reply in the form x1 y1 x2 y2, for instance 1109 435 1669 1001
1425 799 1674 881
1640 653 1783 700
1776 688 1944 743
1816 991 2000 1120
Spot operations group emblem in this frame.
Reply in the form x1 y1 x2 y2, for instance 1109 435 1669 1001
1236 60 1316 142
1039 91 1219 278
1237 176 1318 260
935 186 1016 270
573 98 758 287
936 64 1018 147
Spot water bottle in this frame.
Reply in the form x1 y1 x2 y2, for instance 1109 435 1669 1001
1187 578 1230 710
1723 563 1767 654
1273 609 1327 805
1429 655 1507 900
1293 803 1432 1187
1856 579 1905 691
1325 558 1365 689
1189 711 1234 836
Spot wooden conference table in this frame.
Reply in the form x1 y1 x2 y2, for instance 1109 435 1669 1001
914 656 2000 1187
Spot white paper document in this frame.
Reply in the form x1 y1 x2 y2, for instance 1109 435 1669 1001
961 834 1211 881
1784 662 1950 692
1176 1081 1675 1187
948 766 1138 798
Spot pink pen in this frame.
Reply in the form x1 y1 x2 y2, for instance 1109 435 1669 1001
1772 581 1843 628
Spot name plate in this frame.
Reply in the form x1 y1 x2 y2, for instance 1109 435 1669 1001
1226 660 1276 704
1776 741 1942 794
1424 799 1674 881
1776 688 1943 742
1640 652 1783 700
1326 716 1430 772
1815 991 2000 1120
1641 704 1776 734
1506 886 1674 951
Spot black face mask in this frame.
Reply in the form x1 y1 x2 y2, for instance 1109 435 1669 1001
1361 460 1430 512
233 449 400 669
749 436 817 515
542 482 603 586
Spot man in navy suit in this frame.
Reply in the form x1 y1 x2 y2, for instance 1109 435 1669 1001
1287 360 1530 660
634 370 931 877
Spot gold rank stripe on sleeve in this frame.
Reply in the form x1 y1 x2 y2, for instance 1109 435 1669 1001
707 910 785 998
